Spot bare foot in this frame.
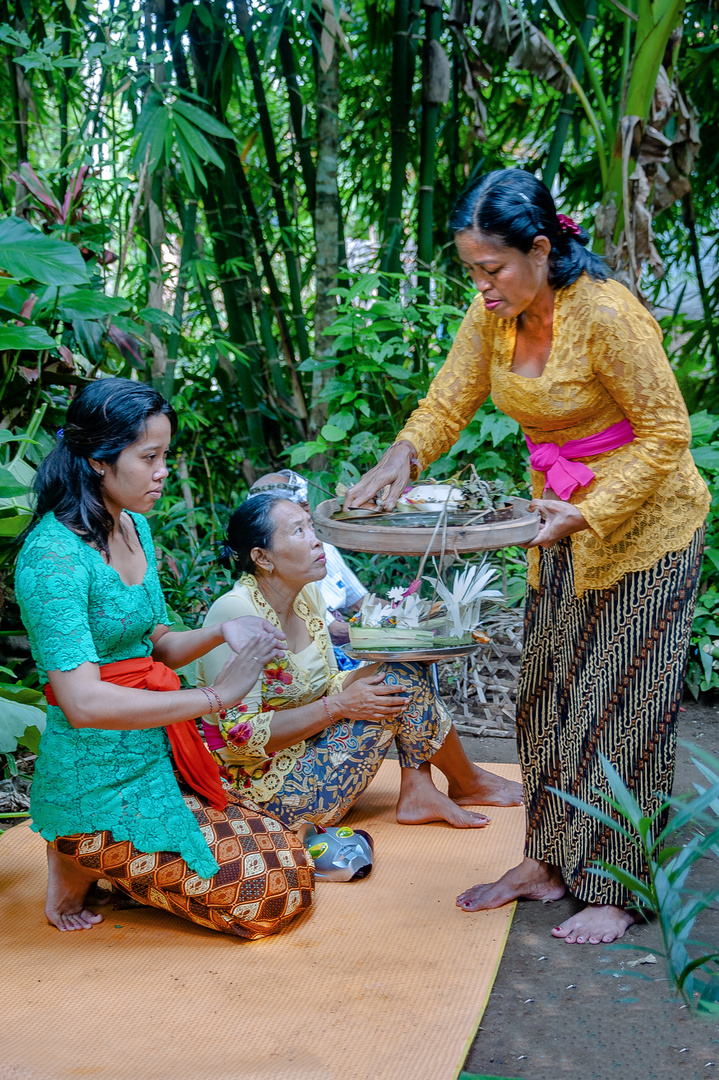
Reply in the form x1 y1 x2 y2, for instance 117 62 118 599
551 904 640 944
45 845 104 932
397 764 490 828
448 765 524 807
396 788 491 828
456 857 566 911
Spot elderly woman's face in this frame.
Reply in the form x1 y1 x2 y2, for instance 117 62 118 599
455 230 551 319
257 500 326 586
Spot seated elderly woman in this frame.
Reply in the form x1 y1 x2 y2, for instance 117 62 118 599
196 493 522 829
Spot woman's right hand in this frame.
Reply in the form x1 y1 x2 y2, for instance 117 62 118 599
212 630 281 709
343 441 416 510
331 673 410 722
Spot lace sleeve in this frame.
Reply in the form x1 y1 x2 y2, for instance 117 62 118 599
396 294 492 470
579 292 693 540
15 529 101 675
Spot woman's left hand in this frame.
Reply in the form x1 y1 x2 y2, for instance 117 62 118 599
222 616 286 657
524 499 588 549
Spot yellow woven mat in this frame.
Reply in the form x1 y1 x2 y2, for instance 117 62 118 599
0 761 523 1080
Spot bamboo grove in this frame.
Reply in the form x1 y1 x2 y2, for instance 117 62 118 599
0 0 717 629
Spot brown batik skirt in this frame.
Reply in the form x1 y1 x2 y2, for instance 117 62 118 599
517 528 704 906
52 786 314 939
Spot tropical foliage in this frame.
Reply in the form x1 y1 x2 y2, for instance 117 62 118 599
553 745 719 1012
0 0 717 769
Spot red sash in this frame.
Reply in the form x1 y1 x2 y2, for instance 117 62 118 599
44 657 227 810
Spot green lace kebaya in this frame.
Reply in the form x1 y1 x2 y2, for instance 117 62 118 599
15 512 219 880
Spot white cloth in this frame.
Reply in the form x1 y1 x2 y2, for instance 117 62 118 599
319 542 367 622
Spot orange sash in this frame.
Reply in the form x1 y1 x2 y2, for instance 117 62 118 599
44 656 227 810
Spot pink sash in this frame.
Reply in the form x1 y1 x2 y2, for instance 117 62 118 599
525 419 635 500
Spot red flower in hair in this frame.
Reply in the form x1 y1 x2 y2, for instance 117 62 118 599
557 213 581 237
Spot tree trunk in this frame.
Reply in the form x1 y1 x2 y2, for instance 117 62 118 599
417 0 448 297
311 23 341 441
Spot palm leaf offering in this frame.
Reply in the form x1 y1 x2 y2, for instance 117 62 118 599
349 559 502 650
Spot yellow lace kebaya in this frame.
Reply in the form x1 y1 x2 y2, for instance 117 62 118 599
196 576 347 802
397 274 710 596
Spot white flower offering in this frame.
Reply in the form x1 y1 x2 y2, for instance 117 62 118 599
348 559 501 650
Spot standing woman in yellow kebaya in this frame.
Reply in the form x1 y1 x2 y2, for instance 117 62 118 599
345 168 710 946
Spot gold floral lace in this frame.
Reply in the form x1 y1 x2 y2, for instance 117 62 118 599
204 575 347 802
397 275 710 595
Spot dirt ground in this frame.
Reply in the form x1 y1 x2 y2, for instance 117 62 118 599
458 696 719 1080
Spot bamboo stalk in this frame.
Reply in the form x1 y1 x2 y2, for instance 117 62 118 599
234 0 312 364
278 12 317 215
381 0 411 277
417 0 445 298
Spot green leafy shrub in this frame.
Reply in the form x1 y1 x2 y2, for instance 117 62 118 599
553 746 719 1012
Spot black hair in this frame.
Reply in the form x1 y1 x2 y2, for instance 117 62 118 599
449 168 607 289
221 493 289 574
34 377 176 556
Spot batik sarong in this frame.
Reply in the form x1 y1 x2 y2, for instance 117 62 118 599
518 528 704 906
262 661 451 827
52 785 314 939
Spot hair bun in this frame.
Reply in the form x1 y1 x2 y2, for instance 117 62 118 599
218 542 236 570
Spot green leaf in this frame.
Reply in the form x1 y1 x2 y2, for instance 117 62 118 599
172 100 235 141
173 2 194 36
0 324 55 350
137 308 181 333
57 289 130 320
0 691 46 753
0 466 28 498
691 445 719 471
0 216 88 286
133 98 170 172
321 423 347 442
690 411 719 442
173 115 225 170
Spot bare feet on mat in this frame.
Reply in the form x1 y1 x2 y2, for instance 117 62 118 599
551 904 639 944
456 857 566 911
45 845 104 932
396 764 491 828
448 766 524 807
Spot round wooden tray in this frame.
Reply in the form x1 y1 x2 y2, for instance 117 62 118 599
313 496 539 555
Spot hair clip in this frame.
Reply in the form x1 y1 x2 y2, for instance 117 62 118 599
56 428 64 439
519 192 530 202
557 213 581 237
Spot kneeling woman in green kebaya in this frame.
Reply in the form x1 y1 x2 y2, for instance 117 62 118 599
16 378 312 937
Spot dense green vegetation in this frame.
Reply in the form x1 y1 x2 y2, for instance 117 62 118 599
0 0 718 768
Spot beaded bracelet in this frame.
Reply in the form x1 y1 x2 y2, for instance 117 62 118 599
200 685 227 720
322 696 334 724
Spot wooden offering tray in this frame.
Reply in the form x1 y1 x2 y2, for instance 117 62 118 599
313 496 539 555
